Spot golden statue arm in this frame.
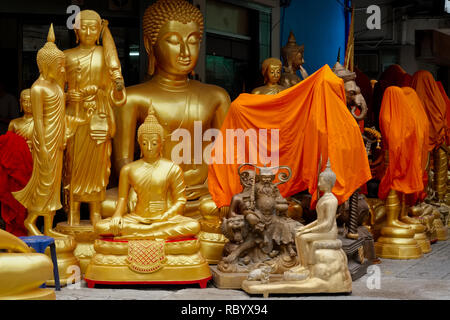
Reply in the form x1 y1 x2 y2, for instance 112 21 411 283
161 165 187 220
113 165 132 218
211 92 231 130
0 229 32 253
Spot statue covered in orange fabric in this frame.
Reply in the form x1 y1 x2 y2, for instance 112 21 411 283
411 70 448 202
208 65 371 209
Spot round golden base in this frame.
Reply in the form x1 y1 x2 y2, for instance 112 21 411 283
0 288 56 300
198 231 227 264
55 221 96 275
44 237 81 287
374 237 423 259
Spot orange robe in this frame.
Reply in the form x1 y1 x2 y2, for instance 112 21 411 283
208 65 371 208
378 87 427 200
436 81 450 146
411 70 447 151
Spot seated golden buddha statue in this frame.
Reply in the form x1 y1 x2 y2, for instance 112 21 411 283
280 31 308 88
251 58 287 95
109 0 231 263
8 89 34 153
243 161 352 296
0 229 55 300
85 108 211 287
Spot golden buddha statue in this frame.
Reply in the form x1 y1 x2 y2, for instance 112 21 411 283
0 229 55 300
243 161 352 296
280 31 308 88
95 108 199 239
110 0 231 263
12 24 68 239
12 25 81 285
251 58 286 95
63 10 126 227
8 89 34 153
85 108 211 287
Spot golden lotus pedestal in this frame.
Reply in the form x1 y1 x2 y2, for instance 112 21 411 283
84 237 212 288
198 231 227 264
44 237 81 286
55 221 97 274
374 227 423 259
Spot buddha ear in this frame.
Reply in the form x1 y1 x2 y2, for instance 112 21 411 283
144 36 155 76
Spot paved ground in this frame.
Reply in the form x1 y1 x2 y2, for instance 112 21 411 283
55 240 450 300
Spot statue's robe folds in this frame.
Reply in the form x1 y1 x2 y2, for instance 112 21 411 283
208 65 371 208
378 86 429 200
411 70 447 151
13 88 65 213
96 158 200 240
64 46 117 202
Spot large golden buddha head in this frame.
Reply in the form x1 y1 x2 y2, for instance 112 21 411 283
143 0 204 76
37 24 65 82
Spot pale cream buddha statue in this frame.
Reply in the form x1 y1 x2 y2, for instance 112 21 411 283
252 58 287 95
0 229 55 300
8 89 34 153
86 108 211 287
95 107 199 239
110 0 231 263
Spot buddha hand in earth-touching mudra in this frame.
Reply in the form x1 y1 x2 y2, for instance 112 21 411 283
95 108 200 240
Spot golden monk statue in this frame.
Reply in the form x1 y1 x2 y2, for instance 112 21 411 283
111 0 230 262
95 108 199 239
85 108 211 287
8 89 34 153
251 58 286 95
0 229 55 300
12 25 68 238
64 10 126 226
280 31 308 88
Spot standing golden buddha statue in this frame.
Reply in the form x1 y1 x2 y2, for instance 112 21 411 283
251 58 286 95
280 31 308 88
111 0 231 263
8 89 34 153
63 10 126 227
12 25 81 285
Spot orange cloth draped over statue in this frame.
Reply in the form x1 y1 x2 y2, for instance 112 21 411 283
411 70 447 151
378 87 428 200
436 81 450 146
208 65 371 208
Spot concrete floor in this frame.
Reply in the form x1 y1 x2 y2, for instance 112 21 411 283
55 240 450 300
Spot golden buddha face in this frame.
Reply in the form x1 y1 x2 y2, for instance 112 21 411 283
266 65 281 85
20 93 31 114
46 57 66 84
140 133 162 160
77 19 101 46
151 20 201 76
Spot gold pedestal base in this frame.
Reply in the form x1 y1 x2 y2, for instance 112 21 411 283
85 238 212 287
44 237 81 286
55 221 96 275
211 265 283 289
242 278 352 297
198 231 227 264
0 288 56 300
414 232 431 254
436 226 449 241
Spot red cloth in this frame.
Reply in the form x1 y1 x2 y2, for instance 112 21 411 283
0 131 33 236
411 70 447 151
208 65 372 208
378 87 428 200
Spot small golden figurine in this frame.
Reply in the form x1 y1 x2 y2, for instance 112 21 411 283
242 160 352 296
110 0 231 263
85 108 211 287
63 10 126 227
251 58 287 95
8 89 34 153
280 31 308 88
12 24 68 239
0 229 55 300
